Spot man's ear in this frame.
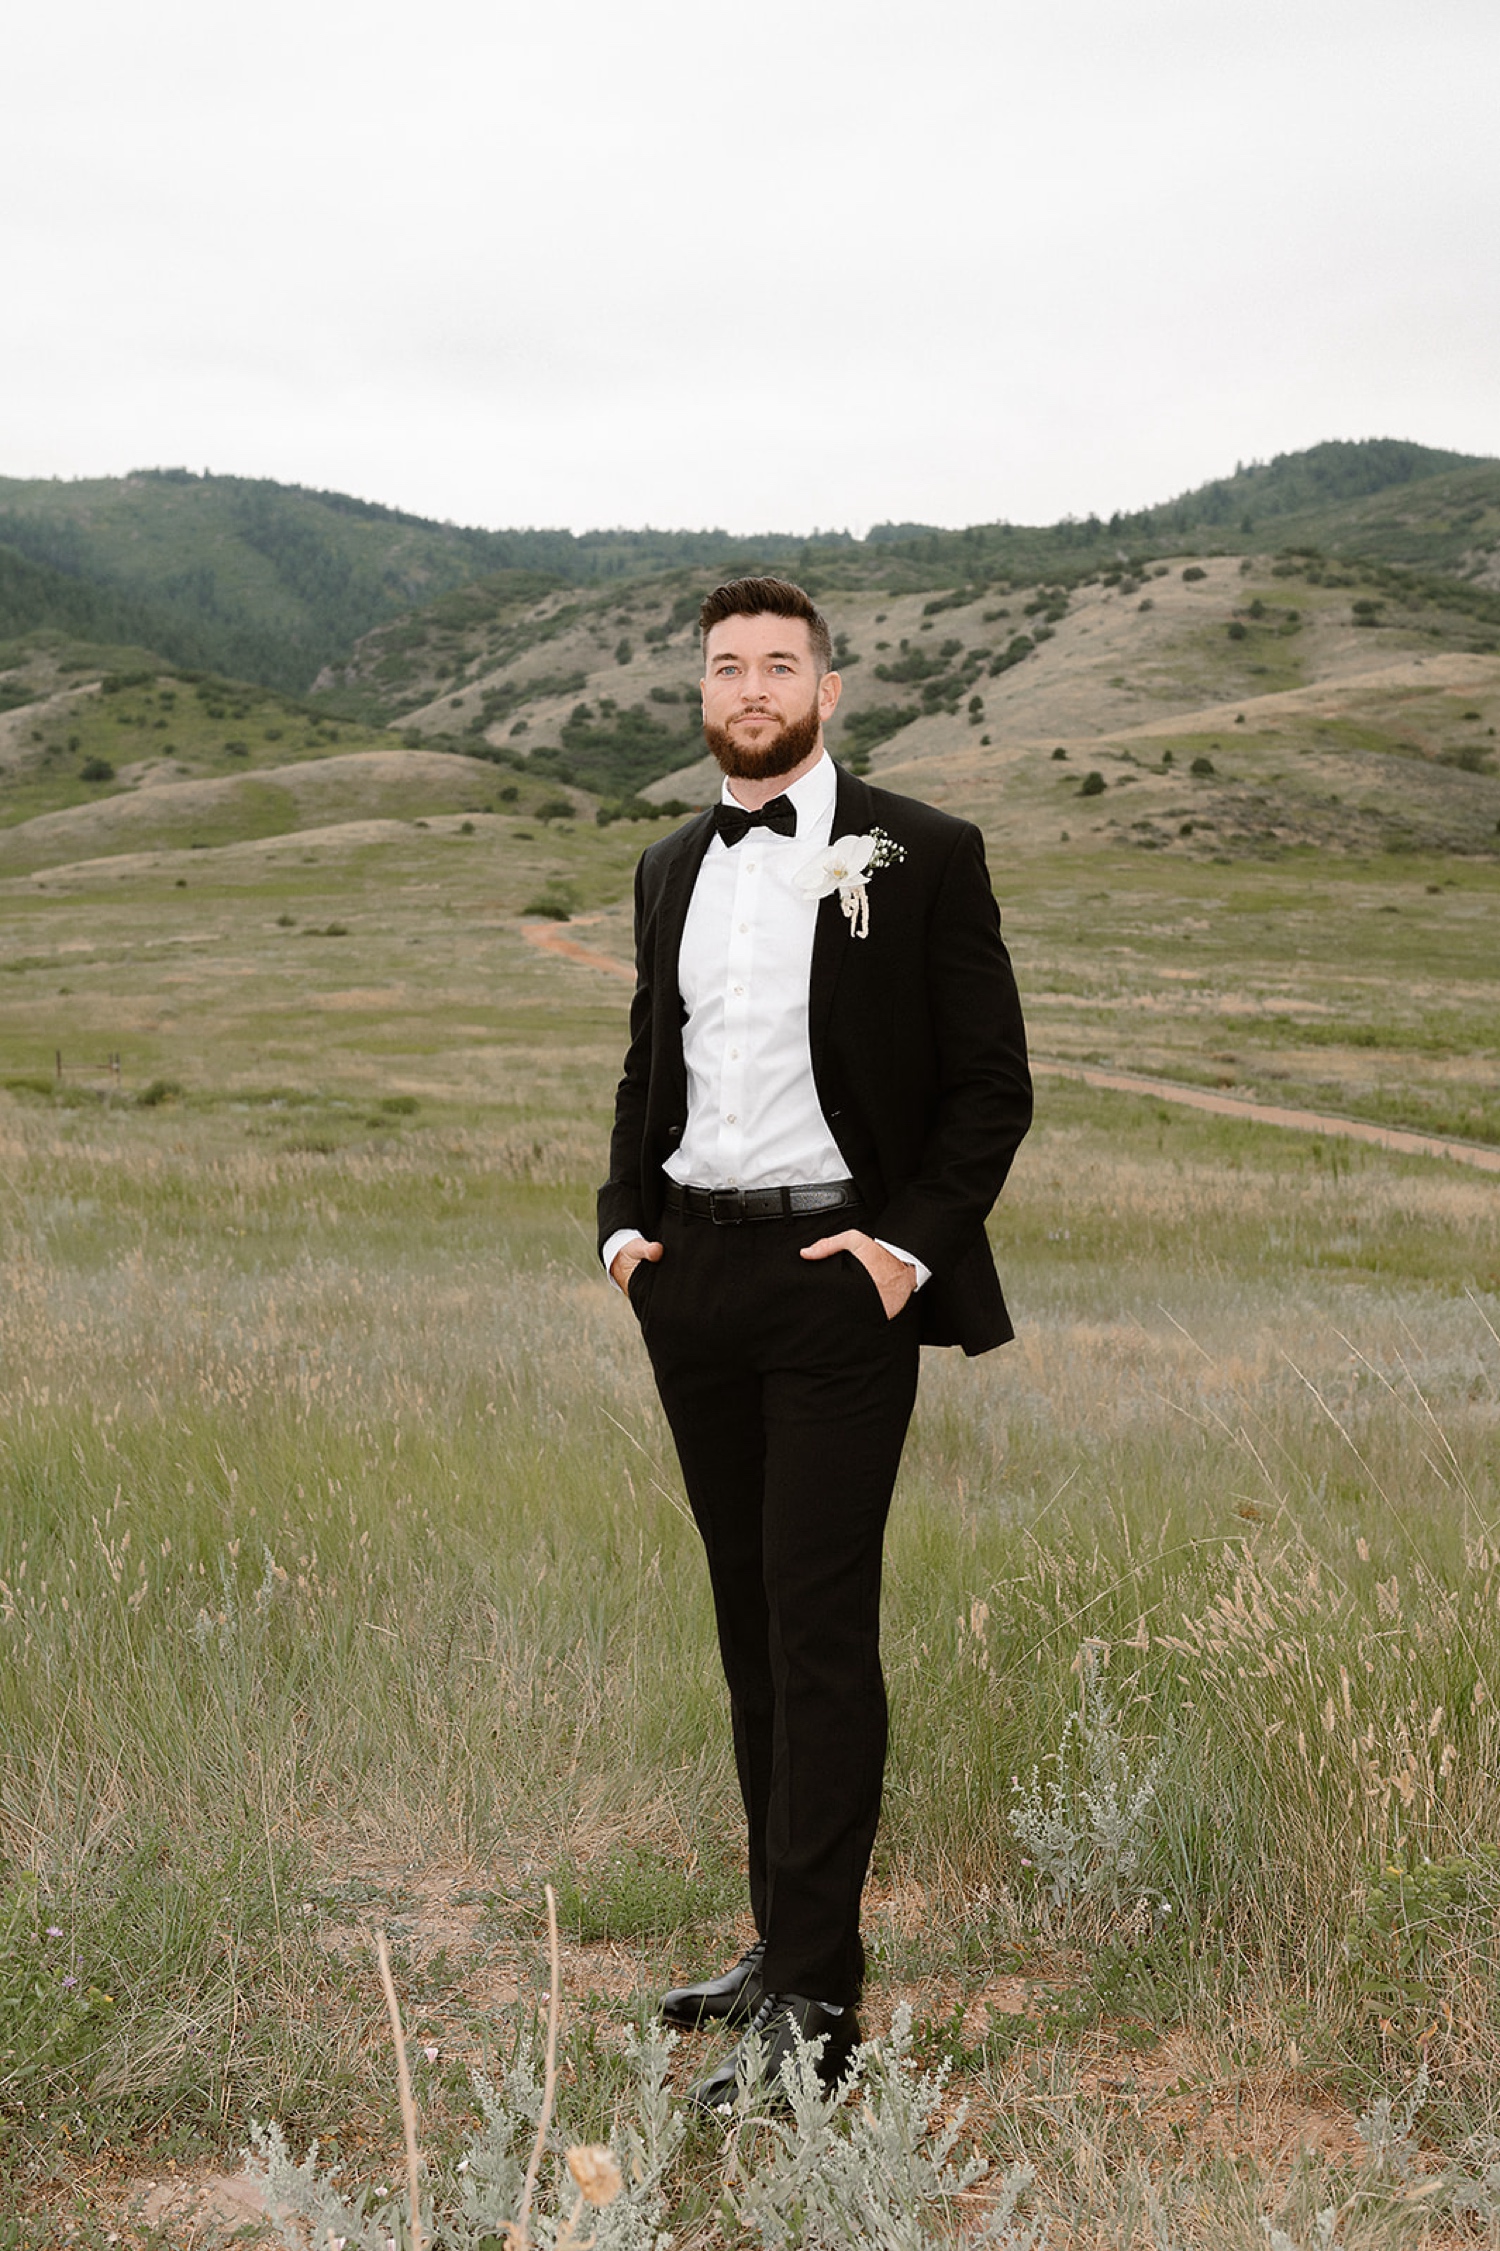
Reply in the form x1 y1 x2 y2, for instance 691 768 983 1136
818 670 843 722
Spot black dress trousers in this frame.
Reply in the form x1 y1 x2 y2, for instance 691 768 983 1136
629 1198 921 2006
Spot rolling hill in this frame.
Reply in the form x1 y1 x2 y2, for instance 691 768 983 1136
2 441 1496 704
0 437 1497 886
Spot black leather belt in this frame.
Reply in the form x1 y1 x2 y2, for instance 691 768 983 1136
664 1180 860 1225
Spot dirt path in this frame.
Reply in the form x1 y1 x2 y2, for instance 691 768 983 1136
522 914 635 980
522 920 1500 1176
1033 1058 1500 1174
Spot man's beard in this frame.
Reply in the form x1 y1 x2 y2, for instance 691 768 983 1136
702 696 822 781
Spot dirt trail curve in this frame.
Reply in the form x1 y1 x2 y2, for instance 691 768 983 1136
521 920 1500 1178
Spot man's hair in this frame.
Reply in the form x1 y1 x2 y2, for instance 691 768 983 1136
699 577 834 677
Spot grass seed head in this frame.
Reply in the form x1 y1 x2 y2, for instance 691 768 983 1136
565 2144 623 2206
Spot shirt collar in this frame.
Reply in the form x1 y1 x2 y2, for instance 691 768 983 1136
718 749 837 826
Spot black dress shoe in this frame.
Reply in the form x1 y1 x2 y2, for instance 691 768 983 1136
687 1992 862 2113
661 1937 767 2028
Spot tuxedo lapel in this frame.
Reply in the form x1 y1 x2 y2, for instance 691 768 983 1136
808 765 875 1061
656 809 716 1009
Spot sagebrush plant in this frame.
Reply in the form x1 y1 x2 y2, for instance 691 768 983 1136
250 2004 1036 2251
251 2018 683 2250
722 2005 1038 2249
1005 1643 1168 1915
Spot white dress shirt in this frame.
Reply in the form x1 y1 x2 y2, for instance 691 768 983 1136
603 752 927 1285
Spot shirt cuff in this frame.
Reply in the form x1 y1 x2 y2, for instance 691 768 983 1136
601 1227 644 1279
875 1238 930 1290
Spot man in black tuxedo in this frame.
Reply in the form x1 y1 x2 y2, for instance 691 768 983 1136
599 578 1030 2110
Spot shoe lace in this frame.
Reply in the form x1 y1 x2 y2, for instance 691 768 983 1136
745 1990 788 2038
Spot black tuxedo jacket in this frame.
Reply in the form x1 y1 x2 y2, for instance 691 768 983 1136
597 764 1032 1354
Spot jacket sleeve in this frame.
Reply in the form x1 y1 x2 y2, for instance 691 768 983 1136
596 853 655 1257
868 821 1032 1273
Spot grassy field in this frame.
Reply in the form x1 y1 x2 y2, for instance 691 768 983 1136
0 793 1498 2247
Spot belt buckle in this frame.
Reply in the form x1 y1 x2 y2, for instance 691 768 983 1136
709 1187 741 1225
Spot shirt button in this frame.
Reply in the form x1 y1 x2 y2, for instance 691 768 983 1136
746 860 757 871
726 1112 736 1123
733 985 745 996
738 921 749 932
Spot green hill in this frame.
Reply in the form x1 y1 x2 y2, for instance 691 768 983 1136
4 442 1496 705
1129 438 1487 535
0 471 833 695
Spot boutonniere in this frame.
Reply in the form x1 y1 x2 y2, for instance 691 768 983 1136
793 827 907 938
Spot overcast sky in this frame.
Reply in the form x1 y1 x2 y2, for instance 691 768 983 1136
4 0 1497 537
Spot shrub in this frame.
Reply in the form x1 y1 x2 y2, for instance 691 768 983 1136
1344 1850 1500 2041
1182 565 1207 582
1227 620 1248 640
535 797 575 824
989 635 1035 677
1051 746 1068 761
614 637 632 665
80 757 115 782
380 1094 419 1115
596 795 671 826
841 705 919 754
135 1078 184 1108
459 819 475 834
498 784 519 802
1191 755 1215 776
1079 771 1106 797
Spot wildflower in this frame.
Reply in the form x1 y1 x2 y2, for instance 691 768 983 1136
46 1925 63 1938
423 2043 439 2063
565 2145 623 2207
61 1975 78 1989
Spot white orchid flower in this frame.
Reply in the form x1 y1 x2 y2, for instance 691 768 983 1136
793 832 877 901
794 829 904 938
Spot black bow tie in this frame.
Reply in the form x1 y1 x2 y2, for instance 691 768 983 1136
713 794 797 848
